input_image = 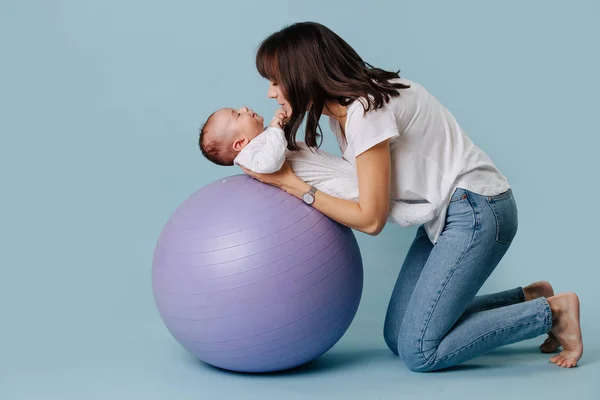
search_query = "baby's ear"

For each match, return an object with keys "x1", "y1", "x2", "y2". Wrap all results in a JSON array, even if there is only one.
[{"x1": 232, "y1": 137, "x2": 249, "y2": 152}]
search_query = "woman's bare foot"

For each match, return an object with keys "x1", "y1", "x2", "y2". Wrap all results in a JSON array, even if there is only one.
[
  {"x1": 547, "y1": 293, "x2": 583, "y2": 368},
  {"x1": 523, "y1": 281, "x2": 554, "y2": 301},
  {"x1": 523, "y1": 281, "x2": 561, "y2": 353},
  {"x1": 539, "y1": 333, "x2": 560, "y2": 353}
]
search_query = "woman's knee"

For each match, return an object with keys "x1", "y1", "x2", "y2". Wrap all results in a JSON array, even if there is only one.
[
  {"x1": 397, "y1": 327, "x2": 437, "y2": 372},
  {"x1": 403, "y1": 358, "x2": 437, "y2": 372},
  {"x1": 398, "y1": 342, "x2": 435, "y2": 372},
  {"x1": 383, "y1": 321, "x2": 400, "y2": 356},
  {"x1": 382, "y1": 321, "x2": 427, "y2": 367}
]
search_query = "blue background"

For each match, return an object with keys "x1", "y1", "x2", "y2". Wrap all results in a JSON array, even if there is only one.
[{"x1": 1, "y1": 0, "x2": 598, "y2": 399}]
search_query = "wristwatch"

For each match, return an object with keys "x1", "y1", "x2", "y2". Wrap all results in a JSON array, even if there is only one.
[{"x1": 302, "y1": 186, "x2": 318, "y2": 205}]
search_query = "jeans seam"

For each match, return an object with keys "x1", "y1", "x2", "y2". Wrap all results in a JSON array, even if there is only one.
[
  {"x1": 417, "y1": 192, "x2": 479, "y2": 363},
  {"x1": 433, "y1": 297, "x2": 553, "y2": 366},
  {"x1": 539, "y1": 297, "x2": 553, "y2": 332},
  {"x1": 487, "y1": 188, "x2": 513, "y2": 202},
  {"x1": 463, "y1": 300, "x2": 517, "y2": 315},
  {"x1": 433, "y1": 321, "x2": 543, "y2": 365},
  {"x1": 485, "y1": 199, "x2": 508, "y2": 245},
  {"x1": 485, "y1": 190, "x2": 517, "y2": 246},
  {"x1": 449, "y1": 194, "x2": 468, "y2": 203},
  {"x1": 449, "y1": 188, "x2": 467, "y2": 203}
]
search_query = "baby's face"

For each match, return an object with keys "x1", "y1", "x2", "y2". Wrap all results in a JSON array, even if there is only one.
[{"x1": 211, "y1": 106, "x2": 265, "y2": 149}]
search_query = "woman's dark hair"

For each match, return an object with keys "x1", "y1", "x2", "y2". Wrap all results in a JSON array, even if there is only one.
[{"x1": 256, "y1": 21, "x2": 409, "y2": 150}]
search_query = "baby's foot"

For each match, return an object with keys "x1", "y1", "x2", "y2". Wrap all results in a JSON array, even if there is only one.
[
  {"x1": 523, "y1": 281, "x2": 561, "y2": 353},
  {"x1": 548, "y1": 293, "x2": 583, "y2": 368}
]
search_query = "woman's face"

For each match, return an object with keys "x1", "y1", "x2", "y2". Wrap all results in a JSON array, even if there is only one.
[{"x1": 267, "y1": 81, "x2": 291, "y2": 116}]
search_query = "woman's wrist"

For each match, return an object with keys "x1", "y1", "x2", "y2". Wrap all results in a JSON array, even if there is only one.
[{"x1": 282, "y1": 176, "x2": 311, "y2": 199}]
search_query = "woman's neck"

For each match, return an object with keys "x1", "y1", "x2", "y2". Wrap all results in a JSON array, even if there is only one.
[{"x1": 322, "y1": 101, "x2": 348, "y2": 133}]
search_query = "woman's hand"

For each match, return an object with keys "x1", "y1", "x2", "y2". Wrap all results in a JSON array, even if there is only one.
[
  {"x1": 241, "y1": 140, "x2": 392, "y2": 236},
  {"x1": 240, "y1": 160, "x2": 298, "y2": 189}
]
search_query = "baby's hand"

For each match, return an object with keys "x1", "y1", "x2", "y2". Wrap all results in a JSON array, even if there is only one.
[{"x1": 269, "y1": 108, "x2": 288, "y2": 129}]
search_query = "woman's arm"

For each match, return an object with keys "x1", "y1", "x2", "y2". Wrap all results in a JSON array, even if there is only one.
[{"x1": 242, "y1": 139, "x2": 392, "y2": 235}]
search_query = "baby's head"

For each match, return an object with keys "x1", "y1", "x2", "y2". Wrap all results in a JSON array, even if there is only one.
[{"x1": 198, "y1": 106, "x2": 265, "y2": 166}]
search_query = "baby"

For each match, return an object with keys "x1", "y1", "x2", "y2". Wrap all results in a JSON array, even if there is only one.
[
  {"x1": 198, "y1": 106, "x2": 435, "y2": 227},
  {"x1": 198, "y1": 106, "x2": 289, "y2": 171}
]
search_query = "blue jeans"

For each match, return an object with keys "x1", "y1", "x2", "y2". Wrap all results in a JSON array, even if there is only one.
[{"x1": 383, "y1": 188, "x2": 553, "y2": 372}]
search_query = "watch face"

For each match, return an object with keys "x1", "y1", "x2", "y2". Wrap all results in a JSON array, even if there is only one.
[{"x1": 302, "y1": 193, "x2": 314, "y2": 204}]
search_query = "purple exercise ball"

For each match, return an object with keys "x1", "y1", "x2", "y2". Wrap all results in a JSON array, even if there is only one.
[{"x1": 152, "y1": 174, "x2": 363, "y2": 373}]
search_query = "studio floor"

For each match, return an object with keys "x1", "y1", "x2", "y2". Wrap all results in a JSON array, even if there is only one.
[{"x1": 3, "y1": 317, "x2": 598, "y2": 400}]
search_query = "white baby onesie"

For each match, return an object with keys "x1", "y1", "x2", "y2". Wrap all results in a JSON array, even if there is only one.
[
  {"x1": 233, "y1": 127, "x2": 288, "y2": 174},
  {"x1": 233, "y1": 127, "x2": 436, "y2": 227}
]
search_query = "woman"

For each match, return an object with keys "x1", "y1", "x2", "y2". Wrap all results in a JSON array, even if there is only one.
[{"x1": 241, "y1": 21, "x2": 583, "y2": 371}]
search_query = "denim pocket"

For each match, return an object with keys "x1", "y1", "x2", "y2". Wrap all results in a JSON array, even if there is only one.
[
  {"x1": 485, "y1": 189, "x2": 518, "y2": 245},
  {"x1": 449, "y1": 188, "x2": 469, "y2": 203}
]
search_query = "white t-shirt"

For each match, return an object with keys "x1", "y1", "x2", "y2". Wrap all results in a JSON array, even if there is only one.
[{"x1": 329, "y1": 77, "x2": 510, "y2": 244}]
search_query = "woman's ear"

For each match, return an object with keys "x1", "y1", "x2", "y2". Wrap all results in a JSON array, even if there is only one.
[{"x1": 232, "y1": 136, "x2": 249, "y2": 152}]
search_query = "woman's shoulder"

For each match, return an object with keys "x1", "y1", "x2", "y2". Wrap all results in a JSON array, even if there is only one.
[{"x1": 348, "y1": 77, "x2": 423, "y2": 111}]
